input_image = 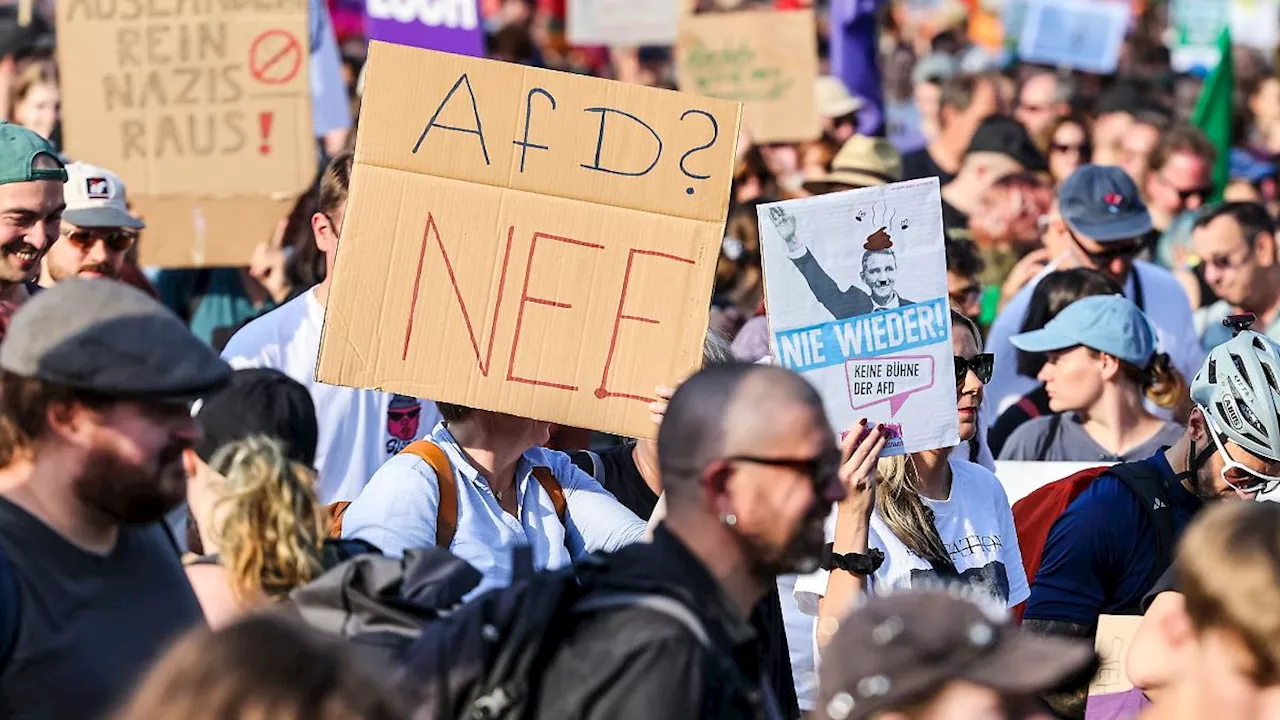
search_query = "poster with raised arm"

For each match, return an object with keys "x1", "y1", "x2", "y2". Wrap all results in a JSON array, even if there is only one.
[{"x1": 758, "y1": 178, "x2": 959, "y2": 456}]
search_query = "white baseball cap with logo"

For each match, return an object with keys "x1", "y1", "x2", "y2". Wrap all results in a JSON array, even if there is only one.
[{"x1": 62, "y1": 162, "x2": 145, "y2": 230}]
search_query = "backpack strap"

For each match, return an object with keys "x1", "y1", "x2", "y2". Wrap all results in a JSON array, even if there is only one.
[
  {"x1": 532, "y1": 467, "x2": 568, "y2": 528},
  {"x1": 1035, "y1": 413, "x2": 1064, "y2": 462},
  {"x1": 1108, "y1": 462, "x2": 1177, "y2": 592},
  {"x1": 0, "y1": 546, "x2": 20, "y2": 673},
  {"x1": 399, "y1": 440, "x2": 459, "y2": 549}
]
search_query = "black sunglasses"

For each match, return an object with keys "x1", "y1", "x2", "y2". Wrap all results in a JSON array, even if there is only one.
[
  {"x1": 1173, "y1": 184, "x2": 1215, "y2": 205},
  {"x1": 1068, "y1": 230, "x2": 1145, "y2": 265},
  {"x1": 724, "y1": 454, "x2": 838, "y2": 483},
  {"x1": 955, "y1": 354, "x2": 994, "y2": 385}
]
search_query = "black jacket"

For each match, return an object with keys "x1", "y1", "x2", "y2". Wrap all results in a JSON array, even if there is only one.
[{"x1": 534, "y1": 527, "x2": 786, "y2": 720}]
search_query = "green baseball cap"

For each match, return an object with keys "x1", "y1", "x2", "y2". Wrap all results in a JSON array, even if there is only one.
[{"x1": 0, "y1": 123, "x2": 65, "y2": 185}]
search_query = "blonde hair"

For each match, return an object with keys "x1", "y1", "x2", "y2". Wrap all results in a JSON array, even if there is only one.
[
  {"x1": 209, "y1": 436, "x2": 327, "y2": 605},
  {"x1": 872, "y1": 309, "x2": 980, "y2": 574},
  {"x1": 1178, "y1": 501, "x2": 1280, "y2": 682},
  {"x1": 8, "y1": 59, "x2": 56, "y2": 118},
  {"x1": 112, "y1": 614, "x2": 408, "y2": 720}
]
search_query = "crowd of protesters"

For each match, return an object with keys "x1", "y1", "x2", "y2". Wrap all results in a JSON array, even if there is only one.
[{"x1": 0, "y1": 1, "x2": 1279, "y2": 720}]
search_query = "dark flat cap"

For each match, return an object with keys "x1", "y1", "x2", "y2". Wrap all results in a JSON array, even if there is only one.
[
  {"x1": 0, "y1": 278, "x2": 231, "y2": 400},
  {"x1": 194, "y1": 368, "x2": 318, "y2": 465},
  {"x1": 966, "y1": 115, "x2": 1048, "y2": 173}
]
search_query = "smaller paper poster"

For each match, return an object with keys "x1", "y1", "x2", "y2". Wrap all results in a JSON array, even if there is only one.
[
  {"x1": 758, "y1": 179, "x2": 959, "y2": 456},
  {"x1": 567, "y1": 0, "x2": 679, "y2": 47},
  {"x1": 1169, "y1": 0, "x2": 1229, "y2": 73},
  {"x1": 365, "y1": 0, "x2": 485, "y2": 56},
  {"x1": 1017, "y1": 0, "x2": 1128, "y2": 74}
]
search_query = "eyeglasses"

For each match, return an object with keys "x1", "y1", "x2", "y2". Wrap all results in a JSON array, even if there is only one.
[
  {"x1": 1197, "y1": 245, "x2": 1254, "y2": 271},
  {"x1": 724, "y1": 454, "x2": 838, "y2": 484},
  {"x1": 1068, "y1": 230, "x2": 1145, "y2": 265},
  {"x1": 1202, "y1": 410, "x2": 1280, "y2": 495},
  {"x1": 60, "y1": 228, "x2": 136, "y2": 252},
  {"x1": 1159, "y1": 173, "x2": 1215, "y2": 205},
  {"x1": 955, "y1": 353, "x2": 994, "y2": 386},
  {"x1": 1050, "y1": 142, "x2": 1090, "y2": 156},
  {"x1": 949, "y1": 283, "x2": 982, "y2": 305}
]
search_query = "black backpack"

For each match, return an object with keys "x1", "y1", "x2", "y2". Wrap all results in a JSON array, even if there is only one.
[{"x1": 288, "y1": 548, "x2": 721, "y2": 720}]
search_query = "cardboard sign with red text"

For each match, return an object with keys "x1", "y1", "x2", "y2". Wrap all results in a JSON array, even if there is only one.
[
  {"x1": 56, "y1": 0, "x2": 316, "y2": 267},
  {"x1": 316, "y1": 42, "x2": 741, "y2": 438}
]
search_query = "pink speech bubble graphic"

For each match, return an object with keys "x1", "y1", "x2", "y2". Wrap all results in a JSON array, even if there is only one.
[{"x1": 844, "y1": 355, "x2": 936, "y2": 417}]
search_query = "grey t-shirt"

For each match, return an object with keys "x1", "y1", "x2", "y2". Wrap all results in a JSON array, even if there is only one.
[
  {"x1": 997, "y1": 413, "x2": 1184, "y2": 463},
  {"x1": 0, "y1": 498, "x2": 204, "y2": 719}
]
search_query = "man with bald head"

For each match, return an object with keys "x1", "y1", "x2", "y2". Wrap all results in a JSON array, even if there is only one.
[{"x1": 535, "y1": 363, "x2": 847, "y2": 720}]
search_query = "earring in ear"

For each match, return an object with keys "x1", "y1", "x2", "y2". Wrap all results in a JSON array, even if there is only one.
[{"x1": 720, "y1": 513, "x2": 738, "y2": 527}]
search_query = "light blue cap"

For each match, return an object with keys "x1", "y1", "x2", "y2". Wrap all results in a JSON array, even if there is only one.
[{"x1": 1011, "y1": 294, "x2": 1157, "y2": 368}]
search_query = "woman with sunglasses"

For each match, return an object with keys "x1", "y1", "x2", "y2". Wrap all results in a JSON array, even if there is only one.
[
  {"x1": 798, "y1": 310, "x2": 1030, "y2": 649},
  {"x1": 999, "y1": 295, "x2": 1185, "y2": 462},
  {"x1": 1046, "y1": 114, "x2": 1092, "y2": 188}
]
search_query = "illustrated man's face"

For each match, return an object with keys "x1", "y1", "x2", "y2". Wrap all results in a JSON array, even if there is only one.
[{"x1": 862, "y1": 251, "x2": 897, "y2": 303}]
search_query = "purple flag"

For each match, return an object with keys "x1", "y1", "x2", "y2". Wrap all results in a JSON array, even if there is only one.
[{"x1": 364, "y1": 0, "x2": 485, "y2": 56}]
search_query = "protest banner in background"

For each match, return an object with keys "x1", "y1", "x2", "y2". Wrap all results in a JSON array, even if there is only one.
[
  {"x1": 675, "y1": 10, "x2": 819, "y2": 144},
  {"x1": 365, "y1": 0, "x2": 485, "y2": 55},
  {"x1": 567, "y1": 0, "x2": 679, "y2": 47},
  {"x1": 1169, "y1": 0, "x2": 1228, "y2": 72},
  {"x1": 56, "y1": 0, "x2": 316, "y2": 267},
  {"x1": 1017, "y1": 0, "x2": 1128, "y2": 74},
  {"x1": 994, "y1": 461, "x2": 1113, "y2": 504},
  {"x1": 316, "y1": 42, "x2": 741, "y2": 439},
  {"x1": 1086, "y1": 615, "x2": 1146, "y2": 717},
  {"x1": 758, "y1": 179, "x2": 957, "y2": 456}
]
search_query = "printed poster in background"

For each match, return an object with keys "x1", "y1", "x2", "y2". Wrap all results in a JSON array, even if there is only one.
[
  {"x1": 758, "y1": 179, "x2": 958, "y2": 456},
  {"x1": 1169, "y1": 0, "x2": 1228, "y2": 72},
  {"x1": 57, "y1": 0, "x2": 316, "y2": 267},
  {"x1": 316, "y1": 43, "x2": 742, "y2": 440},
  {"x1": 675, "y1": 9, "x2": 820, "y2": 144},
  {"x1": 1017, "y1": 0, "x2": 1128, "y2": 74},
  {"x1": 365, "y1": 0, "x2": 484, "y2": 55},
  {"x1": 567, "y1": 0, "x2": 679, "y2": 47}
]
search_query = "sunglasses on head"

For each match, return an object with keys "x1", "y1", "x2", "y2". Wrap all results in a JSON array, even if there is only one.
[
  {"x1": 955, "y1": 353, "x2": 994, "y2": 386},
  {"x1": 61, "y1": 228, "x2": 137, "y2": 253}
]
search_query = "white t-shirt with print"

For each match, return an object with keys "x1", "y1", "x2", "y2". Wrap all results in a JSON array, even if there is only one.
[
  {"x1": 221, "y1": 288, "x2": 439, "y2": 504},
  {"x1": 795, "y1": 458, "x2": 1029, "y2": 617}
]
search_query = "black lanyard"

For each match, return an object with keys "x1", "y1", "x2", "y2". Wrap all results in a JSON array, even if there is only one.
[{"x1": 1131, "y1": 267, "x2": 1146, "y2": 311}]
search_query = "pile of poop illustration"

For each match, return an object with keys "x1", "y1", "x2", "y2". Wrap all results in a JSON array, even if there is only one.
[
  {"x1": 864, "y1": 226, "x2": 893, "y2": 251},
  {"x1": 856, "y1": 199, "x2": 906, "y2": 251}
]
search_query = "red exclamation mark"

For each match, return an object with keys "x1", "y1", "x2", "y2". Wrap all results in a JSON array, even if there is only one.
[{"x1": 258, "y1": 112, "x2": 273, "y2": 155}]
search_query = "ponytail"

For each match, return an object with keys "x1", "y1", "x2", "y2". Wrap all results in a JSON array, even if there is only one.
[
  {"x1": 874, "y1": 455, "x2": 957, "y2": 575},
  {"x1": 1138, "y1": 352, "x2": 1187, "y2": 411},
  {"x1": 209, "y1": 436, "x2": 327, "y2": 605}
]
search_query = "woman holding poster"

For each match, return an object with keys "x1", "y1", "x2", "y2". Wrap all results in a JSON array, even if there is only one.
[{"x1": 796, "y1": 310, "x2": 1030, "y2": 650}]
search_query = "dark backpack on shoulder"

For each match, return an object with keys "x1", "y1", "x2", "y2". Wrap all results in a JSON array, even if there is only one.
[{"x1": 1011, "y1": 461, "x2": 1176, "y2": 622}]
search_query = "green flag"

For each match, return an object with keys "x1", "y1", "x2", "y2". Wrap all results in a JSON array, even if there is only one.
[{"x1": 1192, "y1": 27, "x2": 1233, "y2": 203}]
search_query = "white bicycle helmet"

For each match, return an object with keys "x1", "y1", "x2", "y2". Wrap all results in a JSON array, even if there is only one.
[{"x1": 1191, "y1": 329, "x2": 1280, "y2": 462}]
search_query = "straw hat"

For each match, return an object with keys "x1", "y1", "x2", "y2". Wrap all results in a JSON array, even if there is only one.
[
  {"x1": 804, "y1": 136, "x2": 903, "y2": 194},
  {"x1": 815, "y1": 76, "x2": 865, "y2": 119}
]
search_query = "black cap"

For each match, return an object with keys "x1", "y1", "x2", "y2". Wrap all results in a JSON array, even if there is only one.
[
  {"x1": 0, "y1": 278, "x2": 230, "y2": 402},
  {"x1": 1058, "y1": 164, "x2": 1153, "y2": 242},
  {"x1": 965, "y1": 115, "x2": 1047, "y2": 172},
  {"x1": 193, "y1": 368, "x2": 318, "y2": 465}
]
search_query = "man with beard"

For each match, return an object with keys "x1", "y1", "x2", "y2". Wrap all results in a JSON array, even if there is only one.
[
  {"x1": 535, "y1": 363, "x2": 847, "y2": 719},
  {"x1": 39, "y1": 162, "x2": 143, "y2": 286},
  {"x1": 0, "y1": 123, "x2": 66, "y2": 303},
  {"x1": 0, "y1": 278, "x2": 231, "y2": 719},
  {"x1": 1023, "y1": 324, "x2": 1280, "y2": 718}
]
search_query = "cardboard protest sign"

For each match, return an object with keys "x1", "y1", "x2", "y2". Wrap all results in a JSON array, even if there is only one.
[
  {"x1": 1088, "y1": 615, "x2": 1144, "y2": 700},
  {"x1": 675, "y1": 10, "x2": 820, "y2": 144},
  {"x1": 758, "y1": 179, "x2": 958, "y2": 456},
  {"x1": 1017, "y1": 0, "x2": 1128, "y2": 74},
  {"x1": 316, "y1": 42, "x2": 741, "y2": 439},
  {"x1": 567, "y1": 0, "x2": 679, "y2": 47},
  {"x1": 56, "y1": 0, "x2": 315, "y2": 268},
  {"x1": 365, "y1": 0, "x2": 485, "y2": 55}
]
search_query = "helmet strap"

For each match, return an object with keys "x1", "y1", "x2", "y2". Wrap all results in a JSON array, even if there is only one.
[{"x1": 1175, "y1": 439, "x2": 1215, "y2": 485}]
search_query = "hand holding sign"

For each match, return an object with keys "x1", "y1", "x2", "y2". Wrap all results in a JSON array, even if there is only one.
[{"x1": 839, "y1": 419, "x2": 887, "y2": 522}]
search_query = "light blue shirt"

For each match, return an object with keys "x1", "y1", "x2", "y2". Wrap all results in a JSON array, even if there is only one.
[{"x1": 341, "y1": 422, "x2": 647, "y2": 599}]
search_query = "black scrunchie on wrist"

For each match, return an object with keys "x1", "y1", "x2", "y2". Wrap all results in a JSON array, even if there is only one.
[{"x1": 820, "y1": 543, "x2": 886, "y2": 575}]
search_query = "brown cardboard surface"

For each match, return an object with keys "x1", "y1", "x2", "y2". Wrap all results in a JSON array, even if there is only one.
[
  {"x1": 57, "y1": 0, "x2": 316, "y2": 267},
  {"x1": 675, "y1": 10, "x2": 820, "y2": 144},
  {"x1": 1088, "y1": 614, "x2": 1144, "y2": 697},
  {"x1": 317, "y1": 43, "x2": 741, "y2": 439},
  {"x1": 131, "y1": 196, "x2": 297, "y2": 267}
]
